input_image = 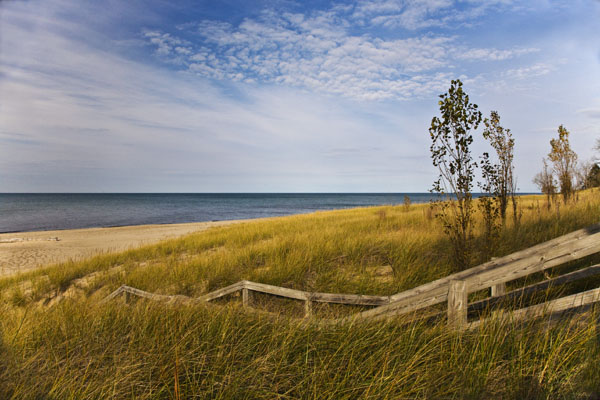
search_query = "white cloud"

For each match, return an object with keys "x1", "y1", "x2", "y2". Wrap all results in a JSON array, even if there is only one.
[
  {"x1": 351, "y1": 0, "x2": 518, "y2": 30},
  {"x1": 456, "y1": 47, "x2": 538, "y2": 61},
  {"x1": 144, "y1": 4, "x2": 536, "y2": 100},
  {"x1": 356, "y1": 0, "x2": 454, "y2": 29},
  {"x1": 577, "y1": 108, "x2": 600, "y2": 119},
  {"x1": 502, "y1": 62, "x2": 554, "y2": 80}
]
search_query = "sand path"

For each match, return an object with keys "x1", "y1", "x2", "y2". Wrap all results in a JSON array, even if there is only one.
[{"x1": 0, "y1": 221, "x2": 243, "y2": 276}]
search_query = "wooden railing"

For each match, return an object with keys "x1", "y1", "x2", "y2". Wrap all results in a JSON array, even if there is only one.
[
  {"x1": 358, "y1": 223, "x2": 600, "y2": 328},
  {"x1": 102, "y1": 223, "x2": 600, "y2": 328},
  {"x1": 101, "y1": 280, "x2": 391, "y2": 317}
]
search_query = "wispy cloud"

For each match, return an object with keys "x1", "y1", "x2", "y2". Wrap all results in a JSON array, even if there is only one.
[
  {"x1": 457, "y1": 47, "x2": 538, "y2": 61},
  {"x1": 352, "y1": 0, "x2": 454, "y2": 29},
  {"x1": 577, "y1": 108, "x2": 600, "y2": 119},
  {"x1": 144, "y1": 31, "x2": 190, "y2": 58},
  {"x1": 144, "y1": 3, "x2": 536, "y2": 100},
  {"x1": 502, "y1": 62, "x2": 554, "y2": 80}
]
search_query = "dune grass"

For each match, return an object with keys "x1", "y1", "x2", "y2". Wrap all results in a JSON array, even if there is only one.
[
  {"x1": 1, "y1": 189, "x2": 600, "y2": 399},
  {"x1": 2, "y1": 300, "x2": 600, "y2": 399}
]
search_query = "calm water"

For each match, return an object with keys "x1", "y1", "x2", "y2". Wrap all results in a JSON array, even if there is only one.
[{"x1": 1, "y1": 193, "x2": 449, "y2": 233}]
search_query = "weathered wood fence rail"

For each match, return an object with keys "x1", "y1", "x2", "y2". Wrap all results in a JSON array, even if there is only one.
[
  {"x1": 102, "y1": 280, "x2": 391, "y2": 318},
  {"x1": 354, "y1": 223, "x2": 600, "y2": 328},
  {"x1": 102, "y1": 223, "x2": 600, "y2": 328}
]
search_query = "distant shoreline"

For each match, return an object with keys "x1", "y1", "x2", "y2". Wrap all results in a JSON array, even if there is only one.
[
  {"x1": 0, "y1": 218, "x2": 253, "y2": 235},
  {"x1": 0, "y1": 193, "x2": 539, "y2": 234}
]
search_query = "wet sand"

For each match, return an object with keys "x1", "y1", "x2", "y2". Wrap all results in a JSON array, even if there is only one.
[{"x1": 0, "y1": 221, "x2": 243, "y2": 276}]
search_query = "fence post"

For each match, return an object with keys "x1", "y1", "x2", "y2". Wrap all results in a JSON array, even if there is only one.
[
  {"x1": 305, "y1": 295, "x2": 313, "y2": 317},
  {"x1": 448, "y1": 279, "x2": 467, "y2": 329},
  {"x1": 242, "y1": 288, "x2": 251, "y2": 307},
  {"x1": 491, "y1": 283, "x2": 506, "y2": 297}
]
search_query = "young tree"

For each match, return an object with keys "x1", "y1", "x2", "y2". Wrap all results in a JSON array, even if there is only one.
[
  {"x1": 548, "y1": 125, "x2": 578, "y2": 204},
  {"x1": 532, "y1": 158, "x2": 556, "y2": 209},
  {"x1": 478, "y1": 152, "x2": 500, "y2": 260},
  {"x1": 403, "y1": 195, "x2": 411, "y2": 212},
  {"x1": 575, "y1": 160, "x2": 594, "y2": 190},
  {"x1": 585, "y1": 138, "x2": 600, "y2": 188},
  {"x1": 587, "y1": 163, "x2": 600, "y2": 188},
  {"x1": 429, "y1": 79, "x2": 482, "y2": 270},
  {"x1": 510, "y1": 173, "x2": 520, "y2": 227},
  {"x1": 482, "y1": 111, "x2": 515, "y2": 222}
]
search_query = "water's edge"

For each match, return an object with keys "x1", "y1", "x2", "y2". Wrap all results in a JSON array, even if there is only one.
[{"x1": 0, "y1": 193, "x2": 532, "y2": 233}]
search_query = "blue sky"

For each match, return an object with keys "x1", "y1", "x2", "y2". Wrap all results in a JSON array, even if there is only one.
[{"x1": 1, "y1": 0, "x2": 599, "y2": 192}]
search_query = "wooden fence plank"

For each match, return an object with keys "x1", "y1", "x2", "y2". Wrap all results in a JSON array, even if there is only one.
[
  {"x1": 448, "y1": 280, "x2": 467, "y2": 329},
  {"x1": 390, "y1": 223, "x2": 600, "y2": 305},
  {"x1": 358, "y1": 224, "x2": 600, "y2": 320},
  {"x1": 122, "y1": 286, "x2": 172, "y2": 301},
  {"x1": 465, "y1": 233, "x2": 600, "y2": 292},
  {"x1": 469, "y1": 264, "x2": 600, "y2": 312},
  {"x1": 244, "y1": 281, "x2": 309, "y2": 301},
  {"x1": 468, "y1": 286, "x2": 600, "y2": 329},
  {"x1": 196, "y1": 281, "x2": 245, "y2": 302},
  {"x1": 491, "y1": 283, "x2": 506, "y2": 297},
  {"x1": 305, "y1": 298, "x2": 312, "y2": 317},
  {"x1": 242, "y1": 288, "x2": 250, "y2": 307},
  {"x1": 310, "y1": 292, "x2": 390, "y2": 306},
  {"x1": 99, "y1": 285, "x2": 126, "y2": 304}
]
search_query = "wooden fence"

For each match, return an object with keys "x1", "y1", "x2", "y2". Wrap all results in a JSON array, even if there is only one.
[
  {"x1": 359, "y1": 223, "x2": 600, "y2": 328},
  {"x1": 101, "y1": 280, "x2": 391, "y2": 318},
  {"x1": 102, "y1": 223, "x2": 600, "y2": 328}
]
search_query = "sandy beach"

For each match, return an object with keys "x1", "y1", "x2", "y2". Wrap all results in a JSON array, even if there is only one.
[{"x1": 0, "y1": 220, "x2": 243, "y2": 276}]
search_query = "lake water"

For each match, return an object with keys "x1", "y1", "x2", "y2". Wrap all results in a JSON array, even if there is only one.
[{"x1": 0, "y1": 193, "x2": 465, "y2": 233}]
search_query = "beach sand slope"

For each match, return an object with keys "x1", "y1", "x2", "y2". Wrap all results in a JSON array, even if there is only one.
[{"x1": 0, "y1": 221, "x2": 241, "y2": 276}]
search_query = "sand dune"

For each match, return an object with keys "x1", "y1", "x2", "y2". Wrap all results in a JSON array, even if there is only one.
[{"x1": 0, "y1": 221, "x2": 242, "y2": 276}]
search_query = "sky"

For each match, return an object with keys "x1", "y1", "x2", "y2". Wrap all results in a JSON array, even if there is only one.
[{"x1": 0, "y1": 0, "x2": 599, "y2": 193}]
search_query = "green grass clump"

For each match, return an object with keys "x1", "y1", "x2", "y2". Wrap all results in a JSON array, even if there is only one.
[{"x1": 1, "y1": 189, "x2": 600, "y2": 398}]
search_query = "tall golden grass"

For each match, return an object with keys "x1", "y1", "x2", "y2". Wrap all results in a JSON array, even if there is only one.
[{"x1": 1, "y1": 189, "x2": 599, "y2": 398}]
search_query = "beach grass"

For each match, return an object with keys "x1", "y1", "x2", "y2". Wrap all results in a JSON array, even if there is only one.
[{"x1": 1, "y1": 189, "x2": 600, "y2": 399}]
